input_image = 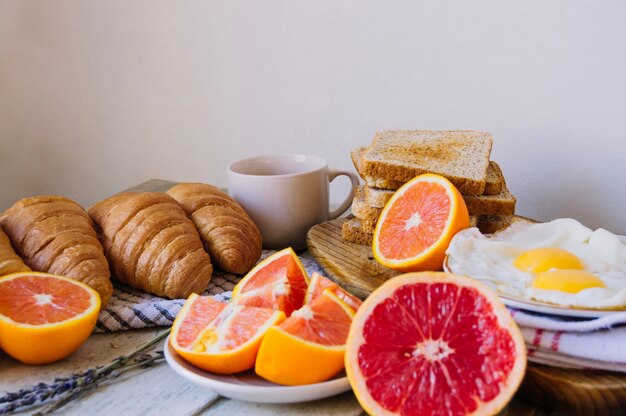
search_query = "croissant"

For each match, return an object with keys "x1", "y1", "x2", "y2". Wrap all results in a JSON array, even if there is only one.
[
  {"x1": 0, "y1": 196, "x2": 113, "y2": 305},
  {"x1": 0, "y1": 226, "x2": 31, "y2": 276},
  {"x1": 88, "y1": 192, "x2": 213, "y2": 299},
  {"x1": 167, "y1": 183, "x2": 262, "y2": 274}
]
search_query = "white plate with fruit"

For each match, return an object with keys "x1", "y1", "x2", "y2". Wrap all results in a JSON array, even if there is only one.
[{"x1": 164, "y1": 338, "x2": 351, "y2": 403}]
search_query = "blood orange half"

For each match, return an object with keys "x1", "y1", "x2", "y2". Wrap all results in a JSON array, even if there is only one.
[
  {"x1": 346, "y1": 272, "x2": 526, "y2": 416},
  {"x1": 170, "y1": 294, "x2": 285, "y2": 374},
  {"x1": 0, "y1": 272, "x2": 101, "y2": 364},
  {"x1": 231, "y1": 248, "x2": 308, "y2": 316},
  {"x1": 255, "y1": 289, "x2": 354, "y2": 385},
  {"x1": 304, "y1": 272, "x2": 362, "y2": 311},
  {"x1": 373, "y1": 174, "x2": 469, "y2": 272}
]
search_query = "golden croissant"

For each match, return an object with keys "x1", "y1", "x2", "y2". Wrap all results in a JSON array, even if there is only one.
[
  {"x1": 167, "y1": 183, "x2": 262, "y2": 274},
  {"x1": 0, "y1": 226, "x2": 31, "y2": 276},
  {"x1": 88, "y1": 192, "x2": 213, "y2": 299},
  {"x1": 0, "y1": 196, "x2": 113, "y2": 305}
]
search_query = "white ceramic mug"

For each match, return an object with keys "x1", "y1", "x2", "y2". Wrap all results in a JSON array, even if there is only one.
[{"x1": 228, "y1": 154, "x2": 360, "y2": 250}]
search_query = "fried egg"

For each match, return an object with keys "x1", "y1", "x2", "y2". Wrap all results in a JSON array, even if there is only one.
[{"x1": 445, "y1": 218, "x2": 626, "y2": 309}]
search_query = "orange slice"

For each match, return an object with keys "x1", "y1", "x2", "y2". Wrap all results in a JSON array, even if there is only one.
[
  {"x1": 373, "y1": 173, "x2": 470, "y2": 271},
  {"x1": 231, "y1": 248, "x2": 308, "y2": 316},
  {"x1": 255, "y1": 289, "x2": 354, "y2": 385},
  {"x1": 0, "y1": 272, "x2": 101, "y2": 364},
  {"x1": 304, "y1": 272, "x2": 362, "y2": 311},
  {"x1": 170, "y1": 293, "x2": 285, "y2": 374},
  {"x1": 346, "y1": 272, "x2": 526, "y2": 416}
]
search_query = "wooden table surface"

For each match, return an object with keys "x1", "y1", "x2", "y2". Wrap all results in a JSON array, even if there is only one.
[{"x1": 0, "y1": 180, "x2": 556, "y2": 415}]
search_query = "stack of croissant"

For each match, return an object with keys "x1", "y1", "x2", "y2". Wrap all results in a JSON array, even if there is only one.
[{"x1": 0, "y1": 183, "x2": 262, "y2": 305}]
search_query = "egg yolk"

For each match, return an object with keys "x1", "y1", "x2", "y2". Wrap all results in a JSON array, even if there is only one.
[
  {"x1": 514, "y1": 248, "x2": 583, "y2": 273},
  {"x1": 532, "y1": 270, "x2": 606, "y2": 293}
]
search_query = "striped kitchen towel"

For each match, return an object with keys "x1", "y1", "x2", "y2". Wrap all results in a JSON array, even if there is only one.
[
  {"x1": 510, "y1": 308, "x2": 626, "y2": 372},
  {"x1": 96, "y1": 250, "x2": 324, "y2": 332}
]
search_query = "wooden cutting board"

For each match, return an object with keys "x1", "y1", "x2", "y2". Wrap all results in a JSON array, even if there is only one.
[{"x1": 306, "y1": 217, "x2": 626, "y2": 415}]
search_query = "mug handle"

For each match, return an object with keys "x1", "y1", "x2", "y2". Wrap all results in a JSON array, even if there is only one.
[{"x1": 328, "y1": 169, "x2": 360, "y2": 220}]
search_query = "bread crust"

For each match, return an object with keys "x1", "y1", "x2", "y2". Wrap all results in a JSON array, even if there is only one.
[
  {"x1": 166, "y1": 183, "x2": 262, "y2": 275},
  {"x1": 341, "y1": 218, "x2": 374, "y2": 246}
]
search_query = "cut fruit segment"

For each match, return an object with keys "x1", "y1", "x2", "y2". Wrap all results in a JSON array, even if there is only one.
[
  {"x1": 170, "y1": 293, "x2": 285, "y2": 374},
  {"x1": 0, "y1": 272, "x2": 101, "y2": 364},
  {"x1": 255, "y1": 289, "x2": 355, "y2": 386},
  {"x1": 346, "y1": 272, "x2": 526, "y2": 416},
  {"x1": 373, "y1": 174, "x2": 470, "y2": 272},
  {"x1": 231, "y1": 248, "x2": 308, "y2": 316},
  {"x1": 304, "y1": 272, "x2": 362, "y2": 311}
]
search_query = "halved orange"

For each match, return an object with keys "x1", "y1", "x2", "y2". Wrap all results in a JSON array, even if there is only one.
[
  {"x1": 231, "y1": 248, "x2": 308, "y2": 317},
  {"x1": 0, "y1": 272, "x2": 101, "y2": 364},
  {"x1": 255, "y1": 289, "x2": 354, "y2": 385},
  {"x1": 346, "y1": 272, "x2": 526, "y2": 416},
  {"x1": 170, "y1": 294, "x2": 285, "y2": 374},
  {"x1": 304, "y1": 272, "x2": 362, "y2": 311},
  {"x1": 373, "y1": 174, "x2": 470, "y2": 271}
]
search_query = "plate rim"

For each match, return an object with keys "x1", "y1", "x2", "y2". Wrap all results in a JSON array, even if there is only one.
[{"x1": 163, "y1": 335, "x2": 352, "y2": 400}]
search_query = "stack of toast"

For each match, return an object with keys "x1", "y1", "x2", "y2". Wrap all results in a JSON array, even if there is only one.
[{"x1": 343, "y1": 130, "x2": 517, "y2": 245}]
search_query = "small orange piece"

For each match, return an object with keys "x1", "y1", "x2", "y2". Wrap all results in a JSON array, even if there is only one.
[
  {"x1": 170, "y1": 294, "x2": 285, "y2": 374},
  {"x1": 373, "y1": 173, "x2": 470, "y2": 271},
  {"x1": 304, "y1": 272, "x2": 362, "y2": 311},
  {"x1": 231, "y1": 248, "x2": 309, "y2": 316},
  {"x1": 255, "y1": 289, "x2": 354, "y2": 385},
  {"x1": 0, "y1": 272, "x2": 101, "y2": 364}
]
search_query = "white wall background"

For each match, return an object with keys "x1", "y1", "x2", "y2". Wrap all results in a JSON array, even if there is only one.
[{"x1": 1, "y1": 1, "x2": 625, "y2": 233}]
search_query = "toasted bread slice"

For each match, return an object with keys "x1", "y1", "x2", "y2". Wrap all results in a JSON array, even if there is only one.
[
  {"x1": 364, "y1": 186, "x2": 395, "y2": 208},
  {"x1": 352, "y1": 186, "x2": 383, "y2": 220},
  {"x1": 360, "y1": 130, "x2": 492, "y2": 195},
  {"x1": 477, "y1": 215, "x2": 513, "y2": 234},
  {"x1": 484, "y1": 161, "x2": 504, "y2": 195},
  {"x1": 341, "y1": 218, "x2": 374, "y2": 245},
  {"x1": 351, "y1": 147, "x2": 404, "y2": 190},
  {"x1": 463, "y1": 184, "x2": 516, "y2": 216}
]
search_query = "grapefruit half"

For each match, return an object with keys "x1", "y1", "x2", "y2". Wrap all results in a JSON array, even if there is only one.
[
  {"x1": 170, "y1": 294, "x2": 285, "y2": 374},
  {"x1": 0, "y1": 272, "x2": 101, "y2": 364},
  {"x1": 231, "y1": 248, "x2": 308, "y2": 316},
  {"x1": 373, "y1": 174, "x2": 469, "y2": 272},
  {"x1": 346, "y1": 272, "x2": 526, "y2": 416}
]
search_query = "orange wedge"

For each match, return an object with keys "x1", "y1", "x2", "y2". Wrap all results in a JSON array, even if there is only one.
[
  {"x1": 304, "y1": 272, "x2": 362, "y2": 311},
  {"x1": 255, "y1": 289, "x2": 354, "y2": 385},
  {"x1": 0, "y1": 272, "x2": 101, "y2": 364},
  {"x1": 373, "y1": 174, "x2": 470, "y2": 271},
  {"x1": 170, "y1": 294, "x2": 285, "y2": 374},
  {"x1": 231, "y1": 248, "x2": 308, "y2": 317}
]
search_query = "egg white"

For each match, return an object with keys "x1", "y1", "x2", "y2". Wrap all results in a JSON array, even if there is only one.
[{"x1": 445, "y1": 219, "x2": 626, "y2": 309}]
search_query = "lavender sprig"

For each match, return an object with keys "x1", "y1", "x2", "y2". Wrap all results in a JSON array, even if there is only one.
[{"x1": 0, "y1": 329, "x2": 170, "y2": 415}]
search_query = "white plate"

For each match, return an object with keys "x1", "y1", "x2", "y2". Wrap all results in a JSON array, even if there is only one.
[
  {"x1": 164, "y1": 336, "x2": 352, "y2": 403},
  {"x1": 497, "y1": 294, "x2": 617, "y2": 318},
  {"x1": 443, "y1": 257, "x2": 619, "y2": 319}
]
